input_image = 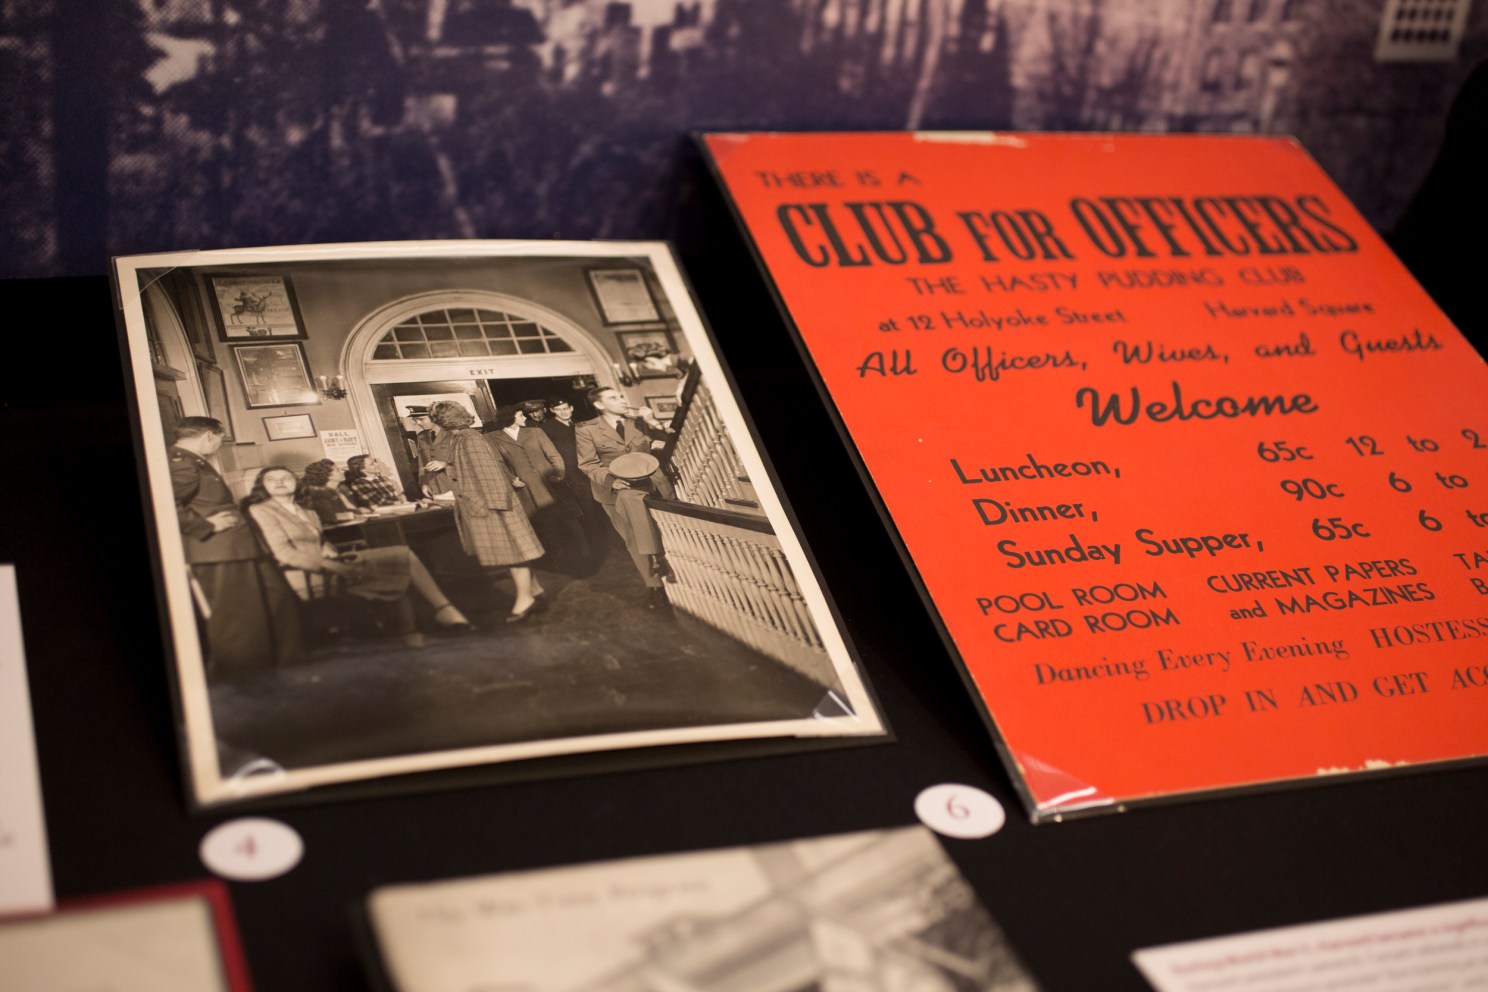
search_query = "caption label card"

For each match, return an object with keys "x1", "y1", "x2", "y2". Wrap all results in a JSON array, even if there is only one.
[
  {"x1": 0, "y1": 565, "x2": 52, "y2": 916},
  {"x1": 703, "y1": 132, "x2": 1488, "y2": 820},
  {"x1": 1133, "y1": 896, "x2": 1488, "y2": 992}
]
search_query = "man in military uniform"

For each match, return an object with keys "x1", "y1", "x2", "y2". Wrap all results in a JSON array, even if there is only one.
[
  {"x1": 575, "y1": 386, "x2": 676, "y2": 599},
  {"x1": 520, "y1": 398, "x2": 547, "y2": 425},
  {"x1": 172, "y1": 417, "x2": 299, "y2": 678},
  {"x1": 407, "y1": 405, "x2": 452, "y2": 496}
]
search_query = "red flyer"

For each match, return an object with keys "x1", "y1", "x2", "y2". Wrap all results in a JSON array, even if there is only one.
[{"x1": 702, "y1": 132, "x2": 1488, "y2": 821}]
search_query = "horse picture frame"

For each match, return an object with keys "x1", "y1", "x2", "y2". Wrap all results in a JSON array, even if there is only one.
[{"x1": 205, "y1": 272, "x2": 308, "y2": 341}]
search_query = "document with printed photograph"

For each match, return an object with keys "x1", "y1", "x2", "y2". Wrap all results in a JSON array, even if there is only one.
[
  {"x1": 367, "y1": 826, "x2": 1039, "y2": 992},
  {"x1": 114, "y1": 242, "x2": 884, "y2": 807}
]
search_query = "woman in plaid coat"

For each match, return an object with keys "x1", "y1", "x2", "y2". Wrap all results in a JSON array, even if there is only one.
[{"x1": 429, "y1": 401, "x2": 546, "y2": 623}]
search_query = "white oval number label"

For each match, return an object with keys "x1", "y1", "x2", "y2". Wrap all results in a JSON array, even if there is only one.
[
  {"x1": 914, "y1": 784, "x2": 1006, "y2": 839},
  {"x1": 200, "y1": 817, "x2": 303, "y2": 881}
]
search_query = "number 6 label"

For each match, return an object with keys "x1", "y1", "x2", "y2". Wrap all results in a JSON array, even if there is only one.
[{"x1": 914, "y1": 784, "x2": 1006, "y2": 839}]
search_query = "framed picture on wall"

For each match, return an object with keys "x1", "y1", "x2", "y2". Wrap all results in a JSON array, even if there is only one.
[
  {"x1": 616, "y1": 329, "x2": 680, "y2": 379},
  {"x1": 262, "y1": 414, "x2": 316, "y2": 441},
  {"x1": 196, "y1": 362, "x2": 235, "y2": 441},
  {"x1": 643, "y1": 394, "x2": 679, "y2": 420},
  {"x1": 205, "y1": 272, "x2": 307, "y2": 341},
  {"x1": 586, "y1": 268, "x2": 661, "y2": 325},
  {"x1": 230, "y1": 343, "x2": 319, "y2": 409}
]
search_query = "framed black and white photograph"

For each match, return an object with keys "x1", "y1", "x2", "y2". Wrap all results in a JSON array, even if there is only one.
[
  {"x1": 114, "y1": 242, "x2": 885, "y2": 807},
  {"x1": 231, "y1": 342, "x2": 319, "y2": 409},
  {"x1": 206, "y1": 273, "x2": 307, "y2": 341},
  {"x1": 586, "y1": 267, "x2": 661, "y2": 325},
  {"x1": 262, "y1": 414, "x2": 315, "y2": 441}
]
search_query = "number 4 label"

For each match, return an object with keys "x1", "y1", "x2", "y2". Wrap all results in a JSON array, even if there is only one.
[{"x1": 199, "y1": 818, "x2": 303, "y2": 881}]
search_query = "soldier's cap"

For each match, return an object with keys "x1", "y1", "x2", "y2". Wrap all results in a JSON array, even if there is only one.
[
  {"x1": 405, "y1": 405, "x2": 431, "y2": 416},
  {"x1": 609, "y1": 452, "x2": 659, "y2": 482}
]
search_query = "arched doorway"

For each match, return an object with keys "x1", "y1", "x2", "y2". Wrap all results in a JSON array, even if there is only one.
[
  {"x1": 338, "y1": 290, "x2": 613, "y2": 492},
  {"x1": 141, "y1": 282, "x2": 207, "y2": 444}
]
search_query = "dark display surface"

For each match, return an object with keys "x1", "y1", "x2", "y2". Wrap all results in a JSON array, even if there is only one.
[{"x1": 4, "y1": 178, "x2": 1487, "y2": 988}]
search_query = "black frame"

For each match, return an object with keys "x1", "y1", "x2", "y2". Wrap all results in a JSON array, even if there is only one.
[
  {"x1": 586, "y1": 267, "x2": 662, "y2": 325},
  {"x1": 230, "y1": 342, "x2": 320, "y2": 409},
  {"x1": 261, "y1": 413, "x2": 317, "y2": 440},
  {"x1": 616, "y1": 328, "x2": 681, "y2": 379},
  {"x1": 205, "y1": 271, "x2": 309, "y2": 342}
]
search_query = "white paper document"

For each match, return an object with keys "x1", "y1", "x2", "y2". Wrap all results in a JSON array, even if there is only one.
[
  {"x1": 0, "y1": 895, "x2": 230, "y2": 991},
  {"x1": 1134, "y1": 896, "x2": 1488, "y2": 992},
  {"x1": 370, "y1": 826, "x2": 1039, "y2": 992},
  {"x1": 0, "y1": 565, "x2": 52, "y2": 917}
]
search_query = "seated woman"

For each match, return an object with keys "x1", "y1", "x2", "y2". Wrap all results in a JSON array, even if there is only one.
[
  {"x1": 244, "y1": 466, "x2": 472, "y2": 647},
  {"x1": 301, "y1": 458, "x2": 369, "y2": 525},
  {"x1": 342, "y1": 454, "x2": 416, "y2": 509}
]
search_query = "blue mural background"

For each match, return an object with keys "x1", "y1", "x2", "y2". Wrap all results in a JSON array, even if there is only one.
[{"x1": 2, "y1": 0, "x2": 1484, "y2": 277}]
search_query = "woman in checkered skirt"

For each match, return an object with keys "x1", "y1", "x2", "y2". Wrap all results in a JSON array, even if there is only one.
[{"x1": 428, "y1": 401, "x2": 547, "y2": 623}]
